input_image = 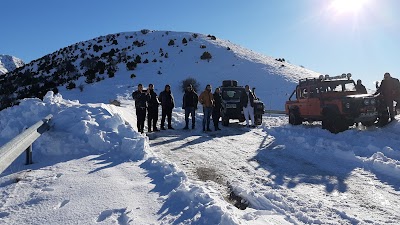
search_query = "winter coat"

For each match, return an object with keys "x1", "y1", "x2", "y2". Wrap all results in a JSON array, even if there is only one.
[
  {"x1": 213, "y1": 92, "x2": 222, "y2": 112},
  {"x1": 240, "y1": 90, "x2": 255, "y2": 108},
  {"x1": 183, "y1": 90, "x2": 198, "y2": 109},
  {"x1": 199, "y1": 90, "x2": 214, "y2": 108},
  {"x1": 376, "y1": 77, "x2": 400, "y2": 100},
  {"x1": 132, "y1": 90, "x2": 148, "y2": 109},
  {"x1": 147, "y1": 90, "x2": 160, "y2": 109},
  {"x1": 159, "y1": 90, "x2": 175, "y2": 109},
  {"x1": 355, "y1": 84, "x2": 367, "y2": 94}
]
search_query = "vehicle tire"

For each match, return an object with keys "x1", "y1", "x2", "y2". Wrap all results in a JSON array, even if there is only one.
[
  {"x1": 322, "y1": 112, "x2": 347, "y2": 133},
  {"x1": 289, "y1": 110, "x2": 302, "y2": 125},
  {"x1": 255, "y1": 114, "x2": 262, "y2": 125},
  {"x1": 222, "y1": 116, "x2": 229, "y2": 126}
]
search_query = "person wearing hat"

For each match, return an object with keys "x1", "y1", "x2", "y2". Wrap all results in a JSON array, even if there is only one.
[
  {"x1": 159, "y1": 84, "x2": 175, "y2": 130},
  {"x1": 182, "y1": 84, "x2": 198, "y2": 129}
]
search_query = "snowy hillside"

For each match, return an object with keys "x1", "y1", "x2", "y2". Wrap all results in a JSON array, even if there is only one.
[
  {"x1": 0, "y1": 54, "x2": 24, "y2": 75},
  {"x1": 0, "y1": 30, "x2": 319, "y2": 110},
  {"x1": 0, "y1": 91, "x2": 399, "y2": 224}
]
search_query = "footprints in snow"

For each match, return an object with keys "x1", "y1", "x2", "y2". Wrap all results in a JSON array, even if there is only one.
[{"x1": 97, "y1": 208, "x2": 133, "y2": 224}]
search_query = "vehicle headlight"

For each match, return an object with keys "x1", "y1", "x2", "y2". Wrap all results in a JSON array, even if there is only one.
[
  {"x1": 370, "y1": 99, "x2": 376, "y2": 105},
  {"x1": 364, "y1": 99, "x2": 370, "y2": 105},
  {"x1": 345, "y1": 102, "x2": 351, "y2": 108}
]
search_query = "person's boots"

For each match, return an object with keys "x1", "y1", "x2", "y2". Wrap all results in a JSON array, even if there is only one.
[{"x1": 184, "y1": 122, "x2": 189, "y2": 130}]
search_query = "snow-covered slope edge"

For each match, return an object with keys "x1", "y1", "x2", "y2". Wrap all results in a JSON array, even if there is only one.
[{"x1": 0, "y1": 54, "x2": 24, "y2": 75}]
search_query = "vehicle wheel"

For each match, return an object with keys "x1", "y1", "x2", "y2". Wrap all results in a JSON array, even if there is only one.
[
  {"x1": 222, "y1": 116, "x2": 229, "y2": 126},
  {"x1": 322, "y1": 112, "x2": 347, "y2": 133},
  {"x1": 361, "y1": 120, "x2": 376, "y2": 127},
  {"x1": 289, "y1": 110, "x2": 302, "y2": 125},
  {"x1": 255, "y1": 114, "x2": 262, "y2": 125}
]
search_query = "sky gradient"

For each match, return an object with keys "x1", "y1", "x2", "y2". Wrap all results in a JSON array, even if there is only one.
[{"x1": 1, "y1": 0, "x2": 399, "y2": 89}]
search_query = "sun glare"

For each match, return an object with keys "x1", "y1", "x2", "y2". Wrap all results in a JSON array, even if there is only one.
[{"x1": 330, "y1": 0, "x2": 370, "y2": 14}]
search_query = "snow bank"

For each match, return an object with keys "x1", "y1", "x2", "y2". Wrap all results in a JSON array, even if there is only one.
[{"x1": 0, "y1": 92, "x2": 147, "y2": 159}]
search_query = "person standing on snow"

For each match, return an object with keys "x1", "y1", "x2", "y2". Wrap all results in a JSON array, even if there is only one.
[
  {"x1": 212, "y1": 87, "x2": 222, "y2": 131},
  {"x1": 132, "y1": 84, "x2": 149, "y2": 133},
  {"x1": 147, "y1": 84, "x2": 160, "y2": 132},
  {"x1": 183, "y1": 84, "x2": 198, "y2": 130},
  {"x1": 199, "y1": 84, "x2": 214, "y2": 132},
  {"x1": 375, "y1": 72, "x2": 399, "y2": 121},
  {"x1": 355, "y1": 79, "x2": 367, "y2": 94},
  {"x1": 159, "y1": 84, "x2": 175, "y2": 130},
  {"x1": 240, "y1": 85, "x2": 256, "y2": 128}
]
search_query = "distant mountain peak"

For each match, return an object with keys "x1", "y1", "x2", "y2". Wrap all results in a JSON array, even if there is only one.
[{"x1": 0, "y1": 55, "x2": 25, "y2": 75}]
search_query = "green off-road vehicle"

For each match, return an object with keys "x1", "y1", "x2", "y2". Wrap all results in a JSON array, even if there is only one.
[{"x1": 220, "y1": 80, "x2": 265, "y2": 126}]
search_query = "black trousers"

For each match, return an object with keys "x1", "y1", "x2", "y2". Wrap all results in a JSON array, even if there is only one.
[
  {"x1": 147, "y1": 107, "x2": 158, "y2": 130},
  {"x1": 136, "y1": 107, "x2": 146, "y2": 133},
  {"x1": 212, "y1": 109, "x2": 220, "y2": 128},
  {"x1": 161, "y1": 107, "x2": 173, "y2": 128}
]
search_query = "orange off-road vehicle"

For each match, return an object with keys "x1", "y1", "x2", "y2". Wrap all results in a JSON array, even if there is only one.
[{"x1": 285, "y1": 74, "x2": 378, "y2": 133}]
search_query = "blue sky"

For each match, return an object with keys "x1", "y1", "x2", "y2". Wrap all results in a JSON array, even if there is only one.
[{"x1": 1, "y1": 0, "x2": 399, "y2": 89}]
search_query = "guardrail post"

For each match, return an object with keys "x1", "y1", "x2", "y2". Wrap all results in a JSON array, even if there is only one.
[{"x1": 25, "y1": 145, "x2": 33, "y2": 165}]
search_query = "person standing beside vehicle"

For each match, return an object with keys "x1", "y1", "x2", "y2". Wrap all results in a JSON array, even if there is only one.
[
  {"x1": 147, "y1": 84, "x2": 160, "y2": 132},
  {"x1": 199, "y1": 84, "x2": 214, "y2": 132},
  {"x1": 159, "y1": 84, "x2": 175, "y2": 130},
  {"x1": 212, "y1": 87, "x2": 222, "y2": 131},
  {"x1": 355, "y1": 79, "x2": 367, "y2": 94},
  {"x1": 132, "y1": 84, "x2": 149, "y2": 134},
  {"x1": 183, "y1": 84, "x2": 198, "y2": 130},
  {"x1": 240, "y1": 85, "x2": 256, "y2": 128},
  {"x1": 375, "y1": 72, "x2": 399, "y2": 121}
]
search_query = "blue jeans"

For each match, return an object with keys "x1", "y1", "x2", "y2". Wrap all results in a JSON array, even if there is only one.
[
  {"x1": 203, "y1": 107, "x2": 213, "y2": 130},
  {"x1": 185, "y1": 107, "x2": 196, "y2": 128}
]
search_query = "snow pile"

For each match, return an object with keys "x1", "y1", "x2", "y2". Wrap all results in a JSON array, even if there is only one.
[{"x1": 0, "y1": 93, "x2": 244, "y2": 224}]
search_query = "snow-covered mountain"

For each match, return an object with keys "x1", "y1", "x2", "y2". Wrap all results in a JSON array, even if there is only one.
[
  {"x1": 0, "y1": 54, "x2": 24, "y2": 75},
  {"x1": 0, "y1": 30, "x2": 319, "y2": 110}
]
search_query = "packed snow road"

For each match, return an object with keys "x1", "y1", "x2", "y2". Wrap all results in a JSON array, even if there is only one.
[{"x1": 144, "y1": 109, "x2": 400, "y2": 224}]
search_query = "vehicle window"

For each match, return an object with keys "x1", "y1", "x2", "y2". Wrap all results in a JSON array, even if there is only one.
[
  {"x1": 222, "y1": 89, "x2": 242, "y2": 100},
  {"x1": 344, "y1": 83, "x2": 356, "y2": 91}
]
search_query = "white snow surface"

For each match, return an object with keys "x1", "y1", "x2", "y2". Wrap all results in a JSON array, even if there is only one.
[
  {"x1": 0, "y1": 54, "x2": 24, "y2": 75},
  {"x1": 0, "y1": 31, "x2": 399, "y2": 224}
]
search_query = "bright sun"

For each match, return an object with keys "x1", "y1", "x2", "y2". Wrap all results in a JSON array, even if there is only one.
[{"x1": 330, "y1": 0, "x2": 370, "y2": 14}]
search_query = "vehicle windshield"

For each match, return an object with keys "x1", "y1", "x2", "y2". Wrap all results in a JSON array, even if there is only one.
[
  {"x1": 222, "y1": 88, "x2": 243, "y2": 100},
  {"x1": 320, "y1": 81, "x2": 357, "y2": 93}
]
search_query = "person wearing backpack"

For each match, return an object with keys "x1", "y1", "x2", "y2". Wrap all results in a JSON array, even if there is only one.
[{"x1": 132, "y1": 84, "x2": 149, "y2": 133}]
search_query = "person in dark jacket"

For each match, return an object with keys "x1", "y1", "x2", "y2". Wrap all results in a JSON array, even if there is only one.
[
  {"x1": 159, "y1": 84, "x2": 175, "y2": 130},
  {"x1": 212, "y1": 87, "x2": 222, "y2": 131},
  {"x1": 375, "y1": 72, "x2": 399, "y2": 121},
  {"x1": 147, "y1": 84, "x2": 160, "y2": 132},
  {"x1": 183, "y1": 84, "x2": 198, "y2": 129},
  {"x1": 355, "y1": 79, "x2": 367, "y2": 94},
  {"x1": 132, "y1": 84, "x2": 149, "y2": 133},
  {"x1": 240, "y1": 85, "x2": 256, "y2": 127}
]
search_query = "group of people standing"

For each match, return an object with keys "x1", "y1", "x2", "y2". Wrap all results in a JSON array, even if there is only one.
[
  {"x1": 182, "y1": 84, "x2": 222, "y2": 131},
  {"x1": 132, "y1": 84, "x2": 175, "y2": 133}
]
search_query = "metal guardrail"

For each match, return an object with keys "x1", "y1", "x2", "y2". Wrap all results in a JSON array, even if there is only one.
[
  {"x1": 0, "y1": 114, "x2": 53, "y2": 174},
  {"x1": 264, "y1": 109, "x2": 286, "y2": 115}
]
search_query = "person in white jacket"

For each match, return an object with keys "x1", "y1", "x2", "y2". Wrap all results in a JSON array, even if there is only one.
[{"x1": 240, "y1": 85, "x2": 256, "y2": 127}]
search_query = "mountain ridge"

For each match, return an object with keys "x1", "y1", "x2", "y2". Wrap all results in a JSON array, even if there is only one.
[
  {"x1": 0, "y1": 30, "x2": 320, "y2": 110},
  {"x1": 0, "y1": 54, "x2": 25, "y2": 75}
]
